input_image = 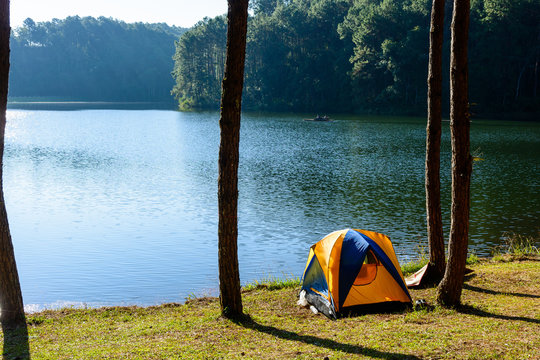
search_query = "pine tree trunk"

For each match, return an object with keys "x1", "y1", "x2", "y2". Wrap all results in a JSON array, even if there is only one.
[
  {"x1": 0, "y1": 0, "x2": 26, "y2": 330},
  {"x1": 425, "y1": 0, "x2": 446, "y2": 284},
  {"x1": 437, "y1": 0, "x2": 472, "y2": 307},
  {"x1": 218, "y1": 0, "x2": 249, "y2": 319}
]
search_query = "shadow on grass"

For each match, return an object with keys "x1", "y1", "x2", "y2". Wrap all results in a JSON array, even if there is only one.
[
  {"x1": 2, "y1": 323, "x2": 30, "y2": 360},
  {"x1": 459, "y1": 304, "x2": 540, "y2": 325},
  {"x1": 234, "y1": 316, "x2": 421, "y2": 359},
  {"x1": 462, "y1": 284, "x2": 540, "y2": 299}
]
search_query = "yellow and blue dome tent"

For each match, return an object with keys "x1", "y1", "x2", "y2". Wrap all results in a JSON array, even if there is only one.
[{"x1": 300, "y1": 228, "x2": 412, "y2": 319}]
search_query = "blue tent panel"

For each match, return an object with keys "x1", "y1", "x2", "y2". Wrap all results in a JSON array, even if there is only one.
[
  {"x1": 338, "y1": 229, "x2": 370, "y2": 309},
  {"x1": 302, "y1": 254, "x2": 330, "y2": 299}
]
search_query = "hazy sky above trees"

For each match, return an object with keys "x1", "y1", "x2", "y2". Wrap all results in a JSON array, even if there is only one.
[{"x1": 11, "y1": 0, "x2": 227, "y2": 27}]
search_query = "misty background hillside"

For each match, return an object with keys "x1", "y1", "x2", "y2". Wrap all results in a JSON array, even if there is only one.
[{"x1": 9, "y1": 16, "x2": 186, "y2": 102}]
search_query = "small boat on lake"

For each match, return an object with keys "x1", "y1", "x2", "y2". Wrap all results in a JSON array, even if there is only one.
[{"x1": 304, "y1": 115, "x2": 331, "y2": 122}]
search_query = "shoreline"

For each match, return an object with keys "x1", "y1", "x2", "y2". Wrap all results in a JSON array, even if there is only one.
[
  {"x1": 20, "y1": 254, "x2": 538, "y2": 315},
  {"x1": 9, "y1": 257, "x2": 539, "y2": 359}
]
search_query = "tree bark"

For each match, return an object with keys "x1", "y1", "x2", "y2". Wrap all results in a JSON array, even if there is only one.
[
  {"x1": 0, "y1": 0, "x2": 26, "y2": 330},
  {"x1": 437, "y1": 0, "x2": 472, "y2": 307},
  {"x1": 218, "y1": 0, "x2": 249, "y2": 319},
  {"x1": 515, "y1": 65, "x2": 526, "y2": 100},
  {"x1": 424, "y1": 0, "x2": 446, "y2": 285},
  {"x1": 534, "y1": 30, "x2": 539, "y2": 98}
]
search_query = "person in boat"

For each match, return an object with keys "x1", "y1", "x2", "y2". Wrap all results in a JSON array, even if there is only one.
[{"x1": 305, "y1": 114, "x2": 330, "y2": 121}]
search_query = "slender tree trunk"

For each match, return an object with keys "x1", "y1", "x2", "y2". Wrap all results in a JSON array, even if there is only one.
[
  {"x1": 218, "y1": 0, "x2": 249, "y2": 319},
  {"x1": 1, "y1": 5, "x2": 32, "y2": 358},
  {"x1": 534, "y1": 56, "x2": 538, "y2": 98},
  {"x1": 437, "y1": 0, "x2": 472, "y2": 307},
  {"x1": 515, "y1": 65, "x2": 526, "y2": 100},
  {"x1": 424, "y1": 0, "x2": 446, "y2": 285},
  {"x1": 533, "y1": 29, "x2": 539, "y2": 98},
  {"x1": 0, "y1": 0, "x2": 26, "y2": 330}
]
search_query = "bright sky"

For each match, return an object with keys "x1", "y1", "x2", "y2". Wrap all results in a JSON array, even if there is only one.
[{"x1": 10, "y1": 0, "x2": 229, "y2": 28}]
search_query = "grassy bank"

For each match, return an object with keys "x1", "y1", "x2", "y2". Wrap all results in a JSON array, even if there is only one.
[{"x1": 4, "y1": 257, "x2": 538, "y2": 359}]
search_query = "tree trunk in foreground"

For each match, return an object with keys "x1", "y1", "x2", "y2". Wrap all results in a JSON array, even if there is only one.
[
  {"x1": 437, "y1": 0, "x2": 472, "y2": 307},
  {"x1": 424, "y1": 0, "x2": 446, "y2": 285},
  {"x1": 218, "y1": 0, "x2": 249, "y2": 319},
  {"x1": 0, "y1": 0, "x2": 26, "y2": 330}
]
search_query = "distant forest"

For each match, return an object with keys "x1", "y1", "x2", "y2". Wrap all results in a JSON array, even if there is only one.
[
  {"x1": 9, "y1": 16, "x2": 186, "y2": 102},
  {"x1": 173, "y1": 0, "x2": 539, "y2": 116},
  {"x1": 8, "y1": 0, "x2": 540, "y2": 117}
]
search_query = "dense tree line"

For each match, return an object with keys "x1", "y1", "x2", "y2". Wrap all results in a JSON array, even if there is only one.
[
  {"x1": 9, "y1": 16, "x2": 186, "y2": 102},
  {"x1": 172, "y1": 16, "x2": 227, "y2": 109},
  {"x1": 173, "y1": 0, "x2": 539, "y2": 116}
]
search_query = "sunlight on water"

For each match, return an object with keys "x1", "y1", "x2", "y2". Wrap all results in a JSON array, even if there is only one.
[{"x1": 4, "y1": 109, "x2": 539, "y2": 310}]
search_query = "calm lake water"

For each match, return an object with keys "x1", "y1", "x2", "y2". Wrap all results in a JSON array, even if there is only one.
[{"x1": 4, "y1": 108, "x2": 539, "y2": 311}]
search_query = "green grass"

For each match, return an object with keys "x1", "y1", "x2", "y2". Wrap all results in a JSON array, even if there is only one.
[
  {"x1": 242, "y1": 275, "x2": 301, "y2": 292},
  {"x1": 400, "y1": 241, "x2": 429, "y2": 276},
  {"x1": 491, "y1": 232, "x2": 539, "y2": 261},
  {"x1": 466, "y1": 251, "x2": 480, "y2": 265},
  {"x1": 5, "y1": 259, "x2": 538, "y2": 359},
  {"x1": 401, "y1": 257, "x2": 429, "y2": 276}
]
